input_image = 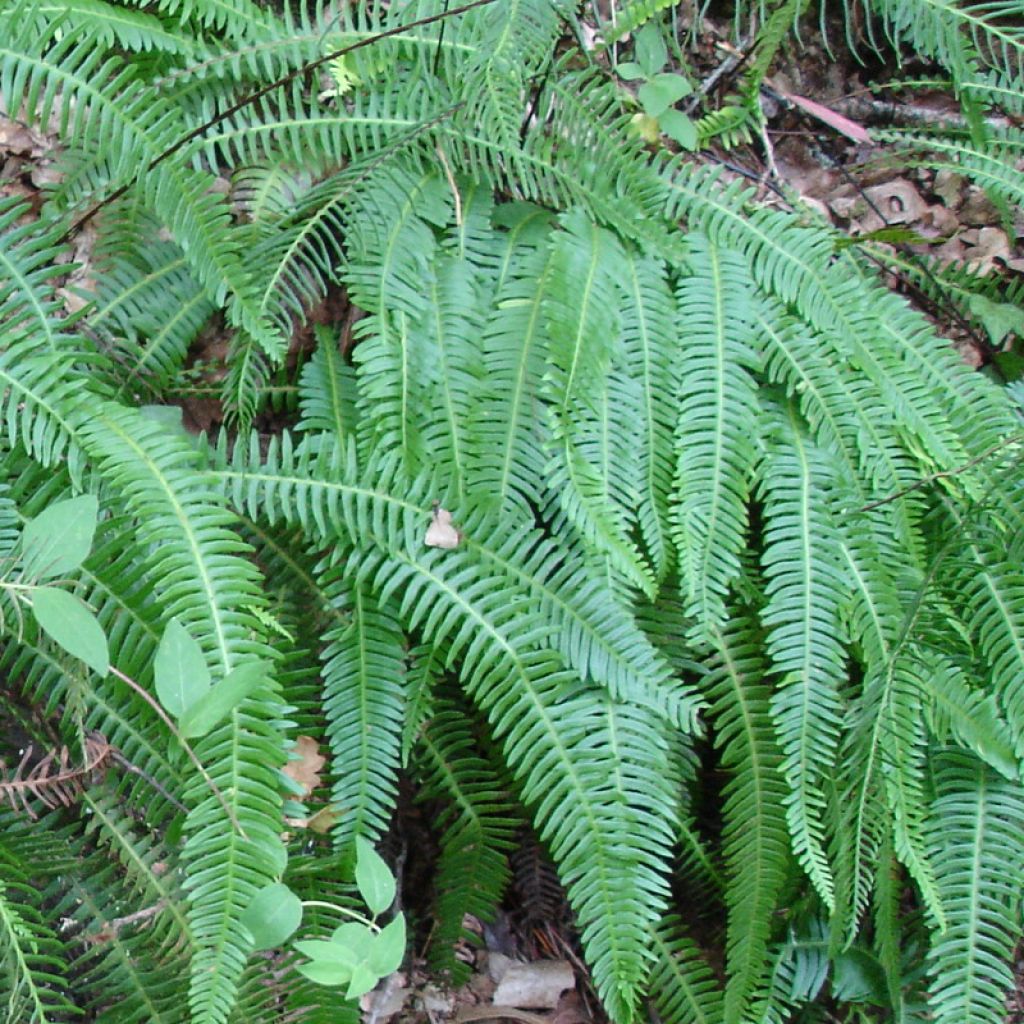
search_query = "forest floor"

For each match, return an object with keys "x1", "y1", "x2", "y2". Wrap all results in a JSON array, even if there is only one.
[{"x1": 1, "y1": 3, "x2": 1022, "y2": 1023}]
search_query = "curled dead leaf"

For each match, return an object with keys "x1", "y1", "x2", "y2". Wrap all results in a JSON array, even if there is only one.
[{"x1": 425, "y1": 506, "x2": 461, "y2": 549}]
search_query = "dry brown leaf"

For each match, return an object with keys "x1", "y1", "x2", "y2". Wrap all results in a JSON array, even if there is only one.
[
  {"x1": 425, "y1": 506, "x2": 461, "y2": 549},
  {"x1": 283, "y1": 735, "x2": 325, "y2": 796}
]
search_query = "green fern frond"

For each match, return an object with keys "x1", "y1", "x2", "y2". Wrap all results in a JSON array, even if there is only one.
[
  {"x1": 708, "y1": 622, "x2": 790, "y2": 1024},
  {"x1": 542, "y1": 212, "x2": 654, "y2": 593},
  {"x1": 213, "y1": 433, "x2": 703, "y2": 730},
  {"x1": 619, "y1": 249, "x2": 678, "y2": 581},
  {"x1": 673, "y1": 233, "x2": 761, "y2": 631},
  {"x1": 414, "y1": 701, "x2": 520, "y2": 981},
  {"x1": 0, "y1": 841, "x2": 78, "y2": 1022},
  {"x1": 28, "y1": 0, "x2": 196, "y2": 55},
  {"x1": 346, "y1": 165, "x2": 451, "y2": 469},
  {"x1": 881, "y1": 130, "x2": 1024, "y2": 210},
  {"x1": 75, "y1": 403, "x2": 289, "y2": 1023},
  {"x1": 320, "y1": 576, "x2": 406, "y2": 852},
  {"x1": 469, "y1": 233, "x2": 552, "y2": 516},
  {"x1": 58, "y1": 837, "x2": 189, "y2": 1023},
  {"x1": 926, "y1": 750, "x2": 1024, "y2": 1024},
  {"x1": 458, "y1": 0, "x2": 562, "y2": 159},
  {"x1": 601, "y1": 0, "x2": 680, "y2": 42},
  {"x1": 0, "y1": 13, "x2": 284, "y2": 357},
  {"x1": 361, "y1": 541, "x2": 679, "y2": 1021},
  {"x1": 759, "y1": 401, "x2": 848, "y2": 910},
  {"x1": 0, "y1": 198, "x2": 81, "y2": 354},
  {"x1": 647, "y1": 915, "x2": 725, "y2": 1024},
  {"x1": 922, "y1": 651, "x2": 1017, "y2": 780},
  {"x1": 297, "y1": 329, "x2": 359, "y2": 442},
  {"x1": 416, "y1": 249, "x2": 488, "y2": 499},
  {"x1": 868, "y1": 0, "x2": 1024, "y2": 100}
]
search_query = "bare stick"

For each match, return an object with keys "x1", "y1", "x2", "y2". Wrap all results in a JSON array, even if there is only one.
[
  {"x1": 435, "y1": 142, "x2": 462, "y2": 226},
  {"x1": 859, "y1": 434, "x2": 1023, "y2": 512}
]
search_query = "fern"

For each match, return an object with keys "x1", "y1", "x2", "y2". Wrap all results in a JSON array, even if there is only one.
[
  {"x1": 0, "y1": 0, "x2": 1023, "y2": 1021},
  {"x1": 927, "y1": 751, "x2": 1024, "y2": 1024}
]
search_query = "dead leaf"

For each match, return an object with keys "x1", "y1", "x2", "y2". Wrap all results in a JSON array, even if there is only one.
[
  {"x1": 425, "y1": 506, "x2": 461, "y2": 549},
  {"x1": 492, "y1": 960, "x2": 575, "y2": 1009},
  {"x1": 862, "y1": 180, "x2": 927, "y2": 227},
  {"x1": 283, "y1": 735, "x2": 325, "y2": 797},
  {"x1": 778, "y1": 90, "x2": 872, "y2": 144}
]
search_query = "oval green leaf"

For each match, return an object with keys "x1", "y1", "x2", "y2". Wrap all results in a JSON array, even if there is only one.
[
  {"x1": 32, "y1": 587, "x2": 109, "y2": 676},
  {"x1": 634, "y1": 22, "x2": 667, "y2": 76},
  {"x1": 155, "y1": 619, "x2": 210, "y2": 718},
  {"x1": 21, "y1": 495, "x2": 98, "y2": 580},
  {"x1": 178, "y1": 660, "x2": 269, "y2": 738},
  {"x1": 368, "y1": 914, "x2": 406, "y2": 977},
  {"x1": 295, "y1": 959, "x2": 353, "y2": 987},
  {"x1": 354, "y1": 836, "x2": 396, "y2": 916},
  {"x1": 658, "y1": 108, "x2": 698, "y2": 150},
  {"x1": 241, "y1": 883, "x2": 302, "y2": 951},
  {"x1": 346, "y1": 962, "x2": 380, "y2": 1000},
  {"x1": 638, "y1": 74, "x2": 692, "y2": 118}
]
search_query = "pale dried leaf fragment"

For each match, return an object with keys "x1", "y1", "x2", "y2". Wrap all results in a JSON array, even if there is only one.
[
  {"x1": 425, "y1": 506, "x2": 461, "y2": 549},
  {"x1": 283, "y1": 735, "x2": 325, "y2": 797}
]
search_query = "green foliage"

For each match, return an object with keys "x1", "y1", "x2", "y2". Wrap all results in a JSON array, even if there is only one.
[{"x1": 0, "y1": 2, "x2": 1022, "y2": 1023}]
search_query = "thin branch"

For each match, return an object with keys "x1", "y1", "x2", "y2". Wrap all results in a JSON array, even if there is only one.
[
  {"x1": 86, "y1": 900, "x2": 168, "y2": 944},
  {"x1": 108, "y1": 666, "x2": 247, "y2": 838},
  {"x1": 59, "y1": 0, "x2": 498, "y2": 241},
  {"x1": 435, "y1": 142, "x2": 462, "y2": 226},
  {"x1": 859, "y1": 434, "x2": 1024, "y2": 512},
  {"x1": 108, "y1": 749, "x2": 189, "y2": 815}
]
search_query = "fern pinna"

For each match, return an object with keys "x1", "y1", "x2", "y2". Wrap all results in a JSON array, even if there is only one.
[{"x1": 0, "y1": 1, "x2": 1023, "y2": 1023}]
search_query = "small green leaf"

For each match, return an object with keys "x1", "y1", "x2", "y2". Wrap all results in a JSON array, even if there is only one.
[
  {"x1": 241, "y1": 883, "x2": 302, "y2": 951},
  {"x1": 21, "y1": 495, "x2": 98, "y2": 580},
  {"x1": 155, "y1": 619, "x2": 210, "y2": 718},
  {"x1": 331, "y1": 921, "x2": 372, "y2": 953},
  {"x1": 634, "y1": 22, "x2": 667, "y2": 76},
  {"x1": 615, "y1": 60, "x2": 645, "y2": 81},
  {"x1": 638, "y1": 74, "x2": 692, "y2": 117},
  {"x1": 658, "y1": 108, "x2": 698, "y2": 149},
  {"x1": 368, "y1": 915, "x2": 406, "y2": 977},
  {"x1": 32, "y1": 587, "x2": 108, "y2": 676},
  {"x1": 355, "y1": 836, "x2": 396, "y2": 916},
  {"x1": 968, "y1": 293, "x2": 1024, "y2": 347},
  {"x1": 294, "y1": 938, "x2": 346, "y2": 961},
  {"x1": 178, "y1": 660, "x2": 269, "y2": 738},
  {"x1": 295, "y1": 959, "x2": 353, "y2": 987},
  {"x1": 346, "y1": 962, "x2": 379, "y2": 1000}
]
